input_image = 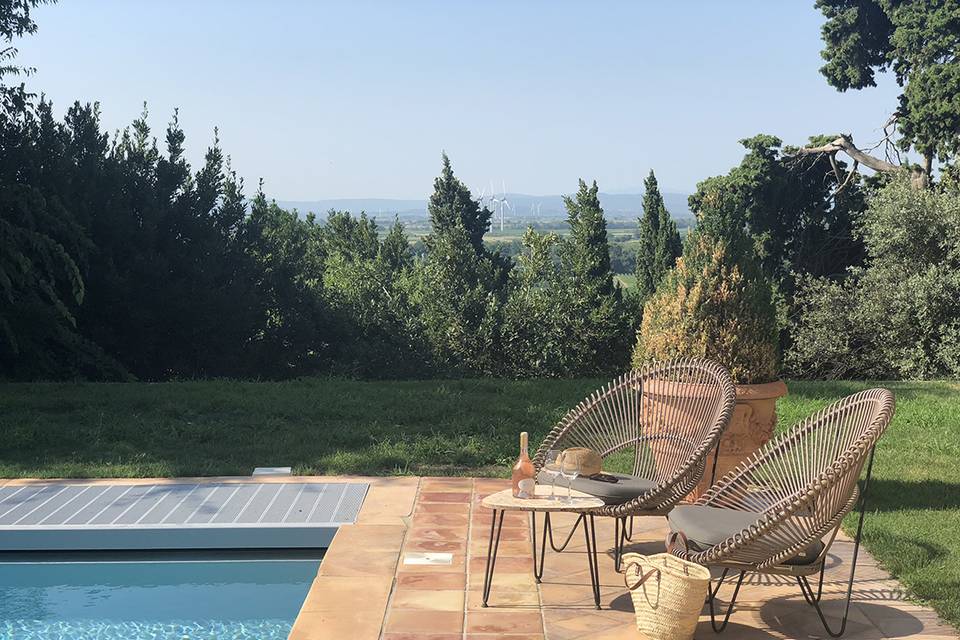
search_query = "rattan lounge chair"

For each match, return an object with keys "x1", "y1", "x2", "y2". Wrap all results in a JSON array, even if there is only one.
[
  {"x1": 532, "y1": 358, "x2": 737, "y2": 571},
  {"x1": 667, "y1": 388, "x2": 894, "y2": 638}
]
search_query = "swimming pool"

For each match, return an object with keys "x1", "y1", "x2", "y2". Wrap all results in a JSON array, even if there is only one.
[{"x1": 0, "y1": 553, "x2": 320, "y2": 640}]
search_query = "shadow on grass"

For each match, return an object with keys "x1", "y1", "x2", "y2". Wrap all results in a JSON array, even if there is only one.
[{"x1": 868, "y1": 479, "x2": 960, "y2": 512}]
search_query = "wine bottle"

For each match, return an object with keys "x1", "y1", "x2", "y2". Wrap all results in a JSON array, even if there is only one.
[{"x1": 511, "y1": 431, "x2": 536, "y2": 499}]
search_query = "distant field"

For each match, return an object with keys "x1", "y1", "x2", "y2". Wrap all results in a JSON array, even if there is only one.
[
  {"x1": 615, "y1": 274, "x2": 637, "y2": 288},
  {"x1": 2, "y1": 378, "x2": 956, "y2": 625}
]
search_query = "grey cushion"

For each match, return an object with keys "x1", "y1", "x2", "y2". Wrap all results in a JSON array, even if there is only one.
[
  {"x1": 537, "y1": 470, "x2": 657, "y2": 505},
  {"x1": 668, "y1": 504, "x2": 824, "y2": 566}
]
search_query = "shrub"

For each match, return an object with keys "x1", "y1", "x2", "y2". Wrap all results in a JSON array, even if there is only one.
[
  {"x1": 788, "y1": 177, "x2": 960, "y2": 379},
  {"x1": 632, "y1": 230, "x2": 780, "y2": 384}
]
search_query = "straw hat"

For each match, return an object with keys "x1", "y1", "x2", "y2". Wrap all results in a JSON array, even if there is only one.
[{"x1": 559, "y1": 447, "x2": 602, "y2": 476}]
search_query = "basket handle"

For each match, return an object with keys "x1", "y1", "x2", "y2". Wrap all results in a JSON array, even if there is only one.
[
  {"x1": 623, "y1": 560, "x2": 661, "y2": 591},
  {"x1": 665, "y1": 530, "x2": 690, "y2": 556}
]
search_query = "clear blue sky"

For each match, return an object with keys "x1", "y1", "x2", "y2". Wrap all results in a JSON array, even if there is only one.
[{"x1": 19, "y1": 1, "x2": 902, "y2": 200}]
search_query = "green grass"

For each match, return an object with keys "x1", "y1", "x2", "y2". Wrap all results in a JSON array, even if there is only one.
[{"x1": 0, "y1": 378, "x2": 958, "y2": 626}]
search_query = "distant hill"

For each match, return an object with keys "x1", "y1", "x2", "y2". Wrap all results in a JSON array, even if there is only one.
[{"x1": 277, "y1": 191, "x2": 693, "y2": 222}]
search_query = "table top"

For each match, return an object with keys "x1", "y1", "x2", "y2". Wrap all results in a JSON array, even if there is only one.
[{"x1": 480, "y1": 485, "x2": 606, "y2": 513}]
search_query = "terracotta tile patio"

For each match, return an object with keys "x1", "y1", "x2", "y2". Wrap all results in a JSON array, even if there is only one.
[{"x1": 289, "y1": 477, "x2": 958, "y2": 640}]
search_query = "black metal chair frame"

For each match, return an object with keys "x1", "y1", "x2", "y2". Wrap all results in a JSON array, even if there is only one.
[{"x1": 705, "y1": 446, "x2": 877, "y2": 638}]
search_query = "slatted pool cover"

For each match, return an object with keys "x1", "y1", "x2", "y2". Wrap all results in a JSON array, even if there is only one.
[{"x1": 0, "y1": 482, "x2": 368, "y2": 551}]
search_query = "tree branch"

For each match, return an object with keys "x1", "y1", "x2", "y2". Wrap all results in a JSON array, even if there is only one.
[{"x1": 796, "y1": 134, "x2": 901, "y2": 174}]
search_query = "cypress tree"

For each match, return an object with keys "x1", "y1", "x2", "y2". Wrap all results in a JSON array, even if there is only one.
[
  {"x1": 635, "y1": 170, "x2": 682, "y2": 300},
  {"x1": 563, "y1": 179, "x2": 616, "y2": 301},
  {"x1": 427, "y1": 152, "x2": 492, "y2": 253}
]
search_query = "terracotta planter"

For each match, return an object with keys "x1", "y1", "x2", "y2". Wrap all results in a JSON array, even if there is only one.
[
  {"x1": 641, "y1": 379, "x2": 788, "y2": 503},
  {"x1": 693, "y1": 380, "x2": 788, "y2": 501}
]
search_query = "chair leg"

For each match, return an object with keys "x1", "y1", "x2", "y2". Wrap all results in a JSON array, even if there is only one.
[
  {"x1": 706, "y1": 568, "x2": 730, "y2": 602},
  {"x1": 709, "y1": 440, "x2": 721, "y2": 487},
  {"x1": 798, "y1": 562, "x2": 827, "y2": 605},
  {"x1": 707, "y1": 570, "x2": 745, "y2": 632},
  {"x1": 794, "y1": 446, "x2": 876, "y2": 638},
  {"x1": 614, "y1": 516, "x2": 628, "y2": 572}
]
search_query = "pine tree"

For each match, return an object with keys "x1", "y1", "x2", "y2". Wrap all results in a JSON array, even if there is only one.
[
  {"x1": 635, "y1": 170, "x2": 682, "y2": 300},
  {"x1": 562, "y1": 179, "x2": 616, "y2": 301},
  {"x1": 427, "y1": 152, "x2": 492, "y2": 253},
  {"x1": 556, "y1": 179, "x2": 631, "y2": 375}
]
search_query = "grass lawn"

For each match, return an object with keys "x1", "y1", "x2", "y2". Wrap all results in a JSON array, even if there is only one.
[{"x1": 1, "y1": 378, "x2": 958, "y2": 625}]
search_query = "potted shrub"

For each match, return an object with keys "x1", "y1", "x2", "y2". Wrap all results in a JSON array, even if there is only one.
[{"x1": 632, "y1": 227, "x2": 785, "y2": 499}]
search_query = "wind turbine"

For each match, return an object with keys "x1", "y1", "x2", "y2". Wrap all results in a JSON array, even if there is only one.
[{"x1": 489, "y1": 180, "x2": 511, "y2": 232}]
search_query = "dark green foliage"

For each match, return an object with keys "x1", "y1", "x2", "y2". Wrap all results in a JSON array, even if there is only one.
[
  {"x1": 428, "y1": 152, "x2": 493, "y2": 254},
  {"x1": 0, "y1": 0, "x2": 51, "y2": 114},
  {"x1": 556, "y1": 181, "x2": 632, "y2": 375},
  {"x1": 562, "y1": 180, "x2": 616, "y2": 301},
  {"x1": 816, "y1": 0, "x2": 960, "y2": 167},
  {"x1": 241, "y1": 193, "x2": 331, "y2": 377},
  {"x1": 0, "y1": 99, "x2": 123, "y2": 379},
  {"x1": 689, "y1": 134, "x2": 867, "y2": 298},
  {"x1": 499, "y1": 182, "x2": 632, "y2": 378},
  {"x1": 634, "y1": 170, "x2": 681, "y2": 301},
  {"x1": 789, "y1": 177, "x2": 960, "y2": 379},
  {"x1": 411, "y1": 155, "x2": 508, "y2": 375}
]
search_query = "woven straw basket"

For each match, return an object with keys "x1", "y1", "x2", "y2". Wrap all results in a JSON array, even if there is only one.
[{"x1": 622, "y1": 552, "x2": 710, "y2": 640}]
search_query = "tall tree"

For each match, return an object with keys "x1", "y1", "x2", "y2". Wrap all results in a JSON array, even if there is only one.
[
  {"x1": 691, "y1": 134, "x2": 866, "y2": 299},
  {"x1": 1, "y1": 0, "x2": 52, "y2": 114},
  {"x1": 427, "y1": 152, "x2": 493, "y2": 254},
  {"x1": 556, "y1": 180, "x2": 631, "y2": 374},
  {"x1": 800, "y1": 0, "x2": 960, "y2": 186},
  {"x1": 635, "y1": 170, "x2": 682, "y2": 301},
  {"x1": 562, "y1": 180, "x2": 616, "y2": 301},
  {"x1": 413, "y1": 154, "x2": 507, "y2": 374}
]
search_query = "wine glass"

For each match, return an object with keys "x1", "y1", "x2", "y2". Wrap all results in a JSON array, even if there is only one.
[
  {"x1": 560, "y1": 455, "x2": 581, "y2": 504},
  {"x1": 543, "y1": 450, "x2": 562, "y2": 500}
]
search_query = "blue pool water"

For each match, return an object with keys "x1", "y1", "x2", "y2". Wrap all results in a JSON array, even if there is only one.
[{"x1": 0, "y1": 555, "x2": 321, "y2": 639}]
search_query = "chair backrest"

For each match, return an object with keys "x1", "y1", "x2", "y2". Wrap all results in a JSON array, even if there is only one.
[
  {"x1": 695, "y1": 388, "x2": 894, "y2": 568},
  {"x1": 533, "y1": 358, "x2": 736, "y2": 488}
]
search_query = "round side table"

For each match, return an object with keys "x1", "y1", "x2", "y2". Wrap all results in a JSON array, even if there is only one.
[{"x1": 480, "y1": 485, "x2": 606, "y2": 608}]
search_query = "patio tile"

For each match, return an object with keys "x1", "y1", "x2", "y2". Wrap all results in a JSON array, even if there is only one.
[
  {"x1": 318, "y1": 549, "x2": 398, "y2": 577},
  {"x1": 466, "y1": 609, "x2": 544, "y2": 634},
  {"x1": 469, "y1": 554, "x2": 533, "y2": 573},
  {"x1": 298, "y1": 576, "x2": 390, "y2": 613},
  {"x1": 419, "y1": 491, "x2": 472, "y2": 503},
  {"x1": 288, "y1": 609, "x2": 383, "y2": 640},
  {"x1": 420, "y1": 479, "x2": 474, "y2": 492},
  {"x1": 324, "y1": 523, "x2": 405, "y2": 553},
  {"x1": 470, "y1": 539, "x2": 532, "y2": 556},
  {"x1": 464, "y1": 634, "x2": 544, "y2": 640},
  {"x1": 467, "y1": 571, "x2": 537, "y2": 591},
  {"x1": 353, "y1": 477, "x2": 418, "y2": 525},
  {"x1": 390, "y1": 588, "x2": 465, "y2": 611},
  {"x1": 384, "y1": 609, "x2": 464, "y2": 634},
  {"x1": 397, "y1": 571, "x2": 466, "y2": 590},
  {"x1": 404, "y1": 539, "x2": 466, "y2": 553},
  {"x1": 408, "y1": 528, "x2": 469, "y2": 544},
  {"x1": 383, "y1": 634, "x2": 462, "y2": 640},
  {"x1": 415, "y1": 502, "x2": 472, "y2": 514},
  {"x1": 467, "y1": 587, "x2": 540, "y2": 609},
  {"x1": 411, "y1": 513, "x2": 471, "y2": 527}
]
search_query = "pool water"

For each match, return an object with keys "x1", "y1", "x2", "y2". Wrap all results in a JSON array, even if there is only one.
[{"x1": 0, "y1": 555, "x2": 321, "y2": 639}]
